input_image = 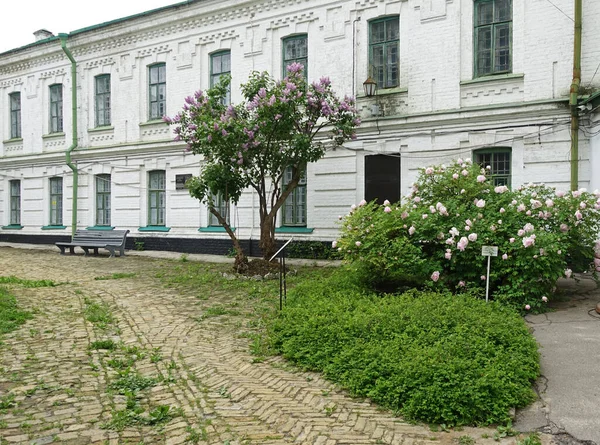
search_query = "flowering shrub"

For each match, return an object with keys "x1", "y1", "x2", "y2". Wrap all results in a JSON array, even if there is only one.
[{"x1": 336, "y1": 159, "x2": 600, "y2": 311}]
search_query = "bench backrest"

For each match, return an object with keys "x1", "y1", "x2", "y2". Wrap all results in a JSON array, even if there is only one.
[{"x1": 72, "y1": 229, "x2": 129, "y2": 245}]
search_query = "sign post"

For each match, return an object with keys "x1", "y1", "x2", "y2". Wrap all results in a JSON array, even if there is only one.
[
  {"x1": 270, "y1": 237, "x2": 294, "y2": 310},
  {"x1": 481, "y1": 246, "x2": 498, "y2": 302}
]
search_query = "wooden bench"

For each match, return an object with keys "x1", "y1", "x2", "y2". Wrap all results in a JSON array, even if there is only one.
[{"x1": 56, "y1": 229, "x2": 130, "y2": 258}]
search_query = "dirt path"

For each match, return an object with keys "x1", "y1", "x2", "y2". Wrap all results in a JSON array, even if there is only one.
[{"x1": 0, "y1": 247, "x2": 532, "y2": 445}]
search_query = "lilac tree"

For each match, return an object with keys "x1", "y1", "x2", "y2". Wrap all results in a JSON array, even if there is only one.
[{"x1": 166, "y1": 64, "x2": 360, "y2": 270}]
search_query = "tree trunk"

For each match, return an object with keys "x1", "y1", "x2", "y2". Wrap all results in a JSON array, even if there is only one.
[
  {"x1": 209, "y1": 208, "x2": 248, "y2": 273},
  {"x1": 259, "y1": 216, "x2": 277, "y2": 261}
]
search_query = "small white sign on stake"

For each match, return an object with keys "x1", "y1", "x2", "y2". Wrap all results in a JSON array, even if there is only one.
[
  {"x1": 481, "y1": 246, "x2": 498, "y2": 257},
  {"x1": 481, "y1": 246, "x2": 498, "y2": 302}
]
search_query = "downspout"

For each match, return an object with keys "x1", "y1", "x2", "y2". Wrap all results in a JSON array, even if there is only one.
[
  {"x1": 59, "y1": 33, "x2": 79, "y2": 235},
  {"x1": 570, "y1": 0, "x2": 582, "y2": 191}
]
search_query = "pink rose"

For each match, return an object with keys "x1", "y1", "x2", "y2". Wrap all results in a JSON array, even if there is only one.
[
  {"x1": 560, "y1": 224, "x2": 569, "y2": 233},
  {"x1": 458, "y1": 280, "x2": 466, "y2": 287},
  {"x1": 445, "y1": 250, "x2": 452, "y2": 260},
  {"x1": 431, "y1": 271, "x2": 440, "y2": 282},
  {"x1": 359, "y1": 199, "x2": 367, "y2": 207},
  {"x1": 525, "y1": 304, "x2": 531, "y2": 310},
  {"x1": 542, "y1": 296, "x2": 548, "y2": 303},
  {"x1": 401, "y1": 211, "x2": 408, "y2": 219},
  {"x1": 422, "y1": 214, "x2": 428, "y2": 219},
  {"x1": 355, "y1": 241, "x2": 361, "y2": 247},
  {"x1": 384, "y1": 206, "x2": 392, "y2": 213},
  {"x1": 476, "y1": 199, "x2": 486, "y2": 208},
  {"x1": 452, "y1": 173, "x2": 459, "y2": 179},
  {"x1": 383, "y1": 199, "x2": 391, "y2": 206},
  {"x1": 556, "y1": 190, "x2": 566, "y2": 198},
  {"x1": 477, "y1": 175, "x2": 486, "y2": 183},
  {"x1": 332, "y1": 241, "x2": 337, "y2": 248},
  {"x1": 408, "y1": 226, "x2": 416, "y2": 235},
  {"x1": 575, "y1": 210, "x2": 583, "y2": 220},
  {"x1": 502, "y1": 253, "x2": 508, "y2": 260},
  {"x1": 545, "y1": 199, "x2": 554, "y2": 207},
  {"x1": 480, "y1": 275, "x2": 486, "y2": 281},
  {"x1": 468, "y1": 233, "x2": 478, "y2": 242},
  {"x1": 565, "y1": 268, "x2": 572, "y2": 278},
  {"x1": 500, "y1": 208, "x2": 506, "y2": 213},
  {"x1": 517, "y1": 204, "x2": 526, "y2": 212},
  {"x1": 425, "y1": 167, "x2": 434, "y2": 175},
  {"x1": 413, "y1": 197, "x2": 421, "y2": 203},
  {"x1": 462, "y1": 170, "x2": 469, "y2": 176},
  {"x1": 509, "y1": 238, "x2": 515, "y2": 243}
]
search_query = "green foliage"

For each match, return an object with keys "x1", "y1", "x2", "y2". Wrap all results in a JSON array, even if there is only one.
[
  {"x1": 336, "y1": 159, "x2": 600, "y2": 312},
  {"x1": 517, "y1": 433, "x2": 542, "y2": 445},
  {"x1": 268, "y1": 270, "x2": 540, "y2": 426},
  {"x1": 286, "y1": 240, "x2": 342, "y2": 260},
  {"x1": 0, "y1": 286, "x2": 32, "y2": 335},
  {"x1": 84, "y1": 298, "x2": 114, "y2": 328}
]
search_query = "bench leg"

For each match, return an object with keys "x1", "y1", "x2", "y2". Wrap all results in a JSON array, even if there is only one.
[
  {"x1": 58, "y1": 246, "x2": 66, "y2": 255},
  {"x1": 69, "y1": 247, "x2": 76, "y2": 255},
  {"x1": 106, "y1": 247, "x2": 116, "y2": 258},
  {"x1": 82, "y1": 247, "x2": 89, "y2": 256}
]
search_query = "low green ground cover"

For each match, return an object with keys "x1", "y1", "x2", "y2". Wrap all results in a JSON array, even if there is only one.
[
  {"x1": 0, "y1": 286, "x2": 33, "y2": 336},
  {"x1": 267, "y1": 270, "x2": 540, "y2": 426}
]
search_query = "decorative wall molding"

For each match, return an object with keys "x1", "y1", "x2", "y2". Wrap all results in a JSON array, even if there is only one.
[
  {"x1": 84, "y1": 57, "x2": 115, "y2": 69},
  {"x1": 0, "y1": 78, "x2": 22, "y2": 89}
]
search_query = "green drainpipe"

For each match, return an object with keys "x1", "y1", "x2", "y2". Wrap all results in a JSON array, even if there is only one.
[
  {"x1": 59, "y1": 33, "x2": 79, "y2": 235},
  {"x1": 570, "y1": 0, "x2": 582, "y2": 191}
]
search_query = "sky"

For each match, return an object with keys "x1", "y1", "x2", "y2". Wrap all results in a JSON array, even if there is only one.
[{"x1": 0, "y1": 0, "x2": 179, "y2": 53}]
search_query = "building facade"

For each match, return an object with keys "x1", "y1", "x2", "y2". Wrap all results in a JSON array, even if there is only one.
[{"x1": 1, "y1": 0, "x2": 599, "y2": 254}]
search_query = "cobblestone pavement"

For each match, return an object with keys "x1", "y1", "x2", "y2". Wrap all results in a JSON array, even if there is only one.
[{"x1": 0, "y1": 246, "x2": 541, "y2": 445}]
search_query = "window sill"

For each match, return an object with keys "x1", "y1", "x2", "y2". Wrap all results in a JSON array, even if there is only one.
[
  {"x1": 275, "y1": 227, "x2": 314, "y2": 233},
  {"x1": 138, "y1": 226, "x2": 171, "y2": 232},
  {"x1": 2, "y1": 224, "x2": 23, "y2": 230},
  {"x1": 88, "y1": 126, "x2": 114, "y2": 133},
  {"x1": 198, "y1": 227, "x2": 236, "y2": 233},
  {"x1": 139, "y1": 120, "x2": 167, "y2": 127},
  {"x1": 357, "y1": 86, "x2": 408, "y2": 99},
  {"x1": 42, "y1": 225, "x2": 67, "y2": 230},
  {"x1": 461, "y1": 73, "x2": 524, "y2": 86},
  {"x1": 86, "y1": 226, "x2": 115, "y2": 231},
  {"x1": 42, "y1": 132, "x2": 66, "y2": 139},
  {"x1": 3, "y1": 137, "x2": 23, "y2": 144}
]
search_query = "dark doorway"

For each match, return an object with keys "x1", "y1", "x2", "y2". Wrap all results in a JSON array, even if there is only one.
[{"x1": 364, "y1": 154, "x2": 400, "y2": 205}]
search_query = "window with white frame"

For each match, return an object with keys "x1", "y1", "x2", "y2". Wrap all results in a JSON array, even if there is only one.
[
  {"x1": 369, "y1": 16, "x2": 399, "y2": 89},
  {"x1": 148, "y1": 170, "x2": 166, "y2": 226},
  {"x1": 49, "y1": 177, "x2": 63, "y2": 226},
  {"x1": 95, "y1": 75, "x2": 111, "y2": 127},
  {"x1": 474, "y1": 0, "x2": 512, "y2": 77},
  {"x1": 96, "y1": 174, "x2": 111, "y2": 226}
]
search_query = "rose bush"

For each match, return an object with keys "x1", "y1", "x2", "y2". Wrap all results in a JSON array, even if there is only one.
[{"x1": 335, "y1": 159, "x2": 600, "y2": 311}]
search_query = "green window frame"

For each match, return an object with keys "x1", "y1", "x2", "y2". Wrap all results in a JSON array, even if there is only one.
[
  {"x1": 10, "y1": 92, "x2": 21, "y2": 139},
  {"x1": 148, "y1": 64, "x2": 166, "y2": 120},
  {"x1": 210, "y1": 51, "x2": 231, "y2": 105},
  {"x1": 95, "y1": 74, "x2": 111, "y2": 127},
  {"x1": 282, "y1": 166, "x2": 307, "y2": 227},
  {"x1": 49, "y1": 177, "x2": 63, "y2": 226},
  {"x1": 282, "y1": 34, "x2": 307, "y2": 79},
  {"x1": 369, "y1": 16, "x2": 399, "y2": 89},
  {"x1": 9, "y1": 180, "x2": 21, "y2": 226},
  {"x1": 473, "y1": 148, "x2": 511, "y2": 186},
  {"x1": 148, "y1": 170, "x2": 166, "y2": 226},
  {"x1": 209, "y1": 193, "x2": 230, "y2": 227},
  {"x1": 49, "y1": 84, "x2": 63, "y2": 133},
  {"x1": 474, "y1": 0, "x2": 512, "y2": 78},
  {"x1": 96, "y1": 174, "x2": 111, "y2": 226}
]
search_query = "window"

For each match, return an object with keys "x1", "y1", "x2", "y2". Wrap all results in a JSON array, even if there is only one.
[
  {"x1": 474, "y1": 148, "x2": 511, "y2": 186},
  {"x1": 10, "y1": 92, "x2": 21, "y2": 139},
  {"x1": 148, "y1": 171, "x2": 166, "y2": 226},
  {"x1": 474, "y1": 0, "x2": 512, "y2": 77},
  {"x1": 49, "y1": 84, "x2": 63, "y2": 133},
  {"x1": 9, "y1": 180, "x2": 21, "y2": 226},
  {"x1": 210, "y1": 51, "x2": 231, "y2": 105},
  {"x1": 95, "y1": 75, "x2": 111, "y2": 127},
  {"x1": 282, "y1": 35, "x2": 307, "y2": 79},
  {"x1": 96, "y1": 174, "x2": 111, "y2": 226},
  {"x1": 282, "y1": 167, "x2": 306, "y2": 226},
  {"x1": 209, "y1": 193, "x2": 230, "y2": 226},
  {"x1": 148, "y1": 64, "x2": 166, "y2": 120},
  {"x1": 49, "y1": 177, "x2": 63, "y2": 226},
  {"x1": 369, "y1": 17, "x2": 399, "y2": 89}
]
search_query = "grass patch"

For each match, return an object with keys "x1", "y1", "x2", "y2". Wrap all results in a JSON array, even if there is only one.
[
  {"x1": 89, "y1": 339, "x2": 118, "y2": 350},
  {"x1": 267, "y1": 269, "x2": 540, "y2": 426},
  {"x1": 0, "y1": 276, "x2": 56, "y2": 287},
  {"x1": 108, "y1": 370, "x2": 157, "y2": 394},
  {"x1": 94, "y1": 272, "x2": 137, "y2": 281},
  {"x1": 0, "y1": 286, "x2": 33, "y2": 335},
  {"x1": 84, "y1": 298, "x2": 114, "y2": 328}
]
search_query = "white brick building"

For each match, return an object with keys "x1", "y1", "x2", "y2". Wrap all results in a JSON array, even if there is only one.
[{"x1": 1, "y1": 0, "x2": 599, "y2": 254}]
